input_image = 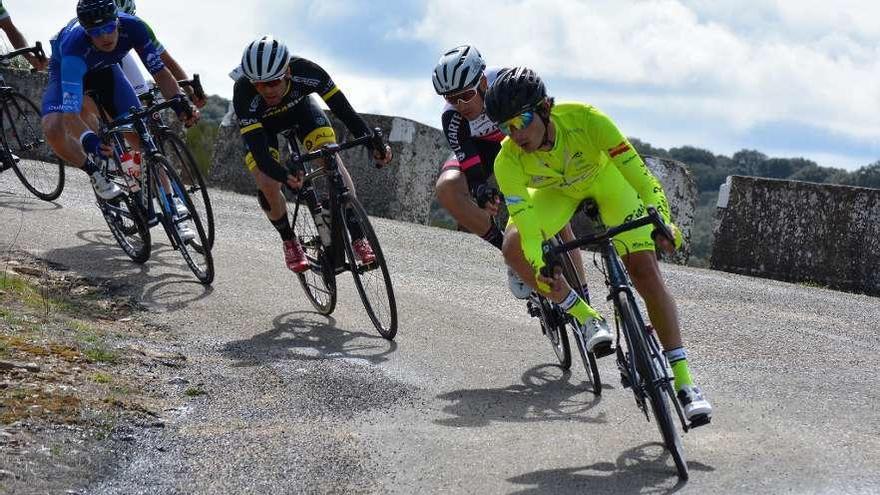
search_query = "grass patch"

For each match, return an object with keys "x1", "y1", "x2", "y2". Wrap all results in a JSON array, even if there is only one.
[
  {"x1": 184, "y1": 387, "x2": 207, "y2": 397},
  {"x1": 0, "y1": 387, "x2": 81, "y2": 424},
  {"x1": 83, "y1": 346, "x2": 119, "y2": 365},
  {"x1": 92, "y1": 373, "x2": 112, "y2": 384}
]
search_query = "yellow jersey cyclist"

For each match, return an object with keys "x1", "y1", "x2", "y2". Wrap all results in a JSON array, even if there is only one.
[
  {"x1": 0, "y1": 1, "x2": 47, "y2": 71},
  {"x1": 231, "y1": 36, "x2": 392, "y2": 273},
  {"x1": 485, "y1": 67, "x2": 712, "y2": 422}
]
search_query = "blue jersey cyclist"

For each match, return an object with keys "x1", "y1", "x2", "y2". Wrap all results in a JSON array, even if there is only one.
[{"x1": 41, "y1": 0, "x2": 198, "y2": 200}]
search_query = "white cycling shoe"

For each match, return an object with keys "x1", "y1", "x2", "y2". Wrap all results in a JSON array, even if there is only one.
[
  {"x1": 677, "y1": 385, "x2": 713, "y2": 423},
  {"x1": 579, "y1": 316, "x2": 614, "y2": 357},
  {"x1": 91, "y1": 172, "x2": 123, "y2": 200},
  {"x1": 507, "y1": 266, "x2": 532, "y2": 300}
]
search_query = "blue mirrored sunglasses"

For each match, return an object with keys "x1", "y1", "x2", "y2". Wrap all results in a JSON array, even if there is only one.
[
  {"x1": 86, "y1": 19, "x2": 118, "y2": 37},
  {"x1": 498, "y1": 111, "x2": 535, "y2": 135}
]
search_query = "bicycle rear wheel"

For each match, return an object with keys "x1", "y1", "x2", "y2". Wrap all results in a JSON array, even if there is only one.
[
  {"x1": 557, "y1": 243, "x2": 602, "y2": 395},
  {"x1": 96, "y1": 191, "x2": 151, "y2": 264},
  {"x1": 340, "y1": 196, "x2": 398, "y2": 339},
  {"x1": 159, "y1": 131, "x2": 214, "y2": 249},
  {"x1": 150, "y1": 155, "x2": 214, "y2": 284},
  {"x1": 291, "y1": 199, "x2": 337, "y2": 315},
  {"x1": 531, "y1": 294, "x2": 571, "y2": 369},
  {"x1": 1, "y1": 91, "x2": 64, "y2": 200},
  {"x1": 618, "y1": 291, "x2": 688, "y2": 480}
]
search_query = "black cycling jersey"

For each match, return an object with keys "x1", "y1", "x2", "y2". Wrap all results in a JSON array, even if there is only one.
[{"x1": 233, "y1": 56, "x2": 370, "y2": 182}]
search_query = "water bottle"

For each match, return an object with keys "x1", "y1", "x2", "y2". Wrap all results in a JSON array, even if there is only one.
[
  {"x1": 313, "y1": 206, "x2": 332, "y2": 246},
  {"x1": 120, "y1": 151, "x2": 142, "y2": 192}
]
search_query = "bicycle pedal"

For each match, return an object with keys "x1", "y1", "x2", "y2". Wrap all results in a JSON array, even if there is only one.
[{"x1": 688, "y1": 414, "x2": 711, "y2": 429}]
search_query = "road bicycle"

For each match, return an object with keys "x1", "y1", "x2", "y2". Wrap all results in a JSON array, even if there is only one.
[
  {"x1": 287, "y1": 130, "x2": 398, "y2": 339},
  {"x1": 94, "y1": 94, "x2": 214, "y2": 284},
  {"x1": 0, "y1": 43, "x2": 63, "y2": 201},
  {"x1": 542, "y1": 200, "x2": 706, "y2": 480},
  {"x1": 138, "y1": 74, "x2": 214, "y2": 249}
]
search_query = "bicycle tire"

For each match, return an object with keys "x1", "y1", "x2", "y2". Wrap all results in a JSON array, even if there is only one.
[
  {"x1": 617, "y1": 291, "x2": 688, "y2": 480},
  {"x1": 1, "y1": 91, "x2": 64, "y2": 200},
  {"x1": 96, "y1": 191, "x2": 151, "y2": 263},
  {"x1": 534, "y1": 295, "x2": 572, "y2": 369},
  {"x1": 339, "y1": 196, "x2": 398, "y2": 339},
  {"x1": 291, "y1": 199, "x2": 337, "y2": 315},
  {"x1": 158, "y1": 131, "x2": 215, "y2": 249},
  {"x1": 150, "y1": 155, "x2": 214, "y2": 284},
  {"x1": 557, "y1": 245, "x2": 602, "y2": 395}
]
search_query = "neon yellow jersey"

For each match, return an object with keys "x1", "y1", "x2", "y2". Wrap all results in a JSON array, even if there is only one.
[{"x1": 495, "y1": 102, "x2": 671, "y2": 269}]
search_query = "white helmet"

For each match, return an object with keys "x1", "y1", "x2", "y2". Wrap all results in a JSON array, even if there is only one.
[
  {"x1": 114, "y1": 0, "x2": 135, "y2": 15},
  {"x1": 241, "y1": 35, "x2": 291, "y2": 83},
  {"x1": 432, "y1": 45, "x2": 486, "y2": 95}
]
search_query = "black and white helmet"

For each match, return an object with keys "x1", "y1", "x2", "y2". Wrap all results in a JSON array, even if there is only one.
[
  {"x1": 114, "y1": 0, "x2": 135, "y2": 15},
  {"x1": 432, "y1": 45, "x2": 486, "y2": 95},
  {"x1": 241, "y1": 35, "x2": 291, "y2": 83}
]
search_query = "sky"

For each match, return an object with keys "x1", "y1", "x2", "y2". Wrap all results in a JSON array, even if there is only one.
[{"x1": 6, "y1": 0, "x2": 880, "y2": 170}]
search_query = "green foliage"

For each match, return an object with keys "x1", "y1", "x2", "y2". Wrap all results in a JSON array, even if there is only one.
[{"x1": 185, "y1": 121, "x2": 219, "y2": 175}]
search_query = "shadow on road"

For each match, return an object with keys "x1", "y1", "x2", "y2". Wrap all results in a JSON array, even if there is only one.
[
  {"x1": 508, "y1": 442, "x2": 714, "y2": 495},
  {"x1": 435, "y1": 364, "x2": 606, "y2": 427},
  {"x1": 37, "y1": 228, "x2": 213, "y2": 311},
  {"x1": 0, "y1": 189, "x2": 63, "y2": 212},
  {"x1": 220, "y1": 310, "x2": 398, "y2": 367}
]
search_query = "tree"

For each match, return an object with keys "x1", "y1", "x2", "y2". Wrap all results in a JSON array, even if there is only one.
[
  {"x1": 731, "y1": 149, "x2": 768, "y2": 175},
  {"x1": 669, "y1": 146, "x2": 716, "y2": 168}
]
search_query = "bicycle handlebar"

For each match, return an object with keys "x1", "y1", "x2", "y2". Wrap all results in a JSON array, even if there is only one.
[
  {"x1": 540, "y1": 205, "x2": 670, "y2": 277},
  {"x1": 178, "y1": 74, "x2": 205, "y2": 102},
  {"x1": 0, "y1": 42, "x2": 46, "y2": 64},
  {"x1": 106, "y1": 94, "x2": 190, "y2": 130},
  {"x1": 286, "y1": 127, "x2": 387, "y2": 172}
]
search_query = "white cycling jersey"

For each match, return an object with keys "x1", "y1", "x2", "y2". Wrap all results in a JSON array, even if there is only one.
[{"x1": 119, "y1": 51, "x2": 150, "y2": 96}]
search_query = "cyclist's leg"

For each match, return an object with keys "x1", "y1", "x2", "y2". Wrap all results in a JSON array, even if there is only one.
[
  {"x1": 41, "y1": 65, "x2": 96, "y2": 167},
  {"x1": 435, "y1": 154, "x2": 502, "y2": 249}
]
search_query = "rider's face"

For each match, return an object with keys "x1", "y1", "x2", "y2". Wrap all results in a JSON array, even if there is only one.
[
  {"x1": 508, "y1": 114, "x2": 545, "y2": 153},
  {"x1": 88, "y1": 23, "x2": 120, "y2": 52},
  {"x1": 448, "y1": 76, "x2": 487, "y2": 121},
  {"x1": 255, "y1": 72, "x2": 289, "y2": 106}
]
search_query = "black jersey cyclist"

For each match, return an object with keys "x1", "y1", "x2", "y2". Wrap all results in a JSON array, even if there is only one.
[{"x1": 232, "y1": 35, "x2": 392, "y2": 273}]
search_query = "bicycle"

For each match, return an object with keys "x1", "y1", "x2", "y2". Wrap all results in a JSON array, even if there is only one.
[
  {"x1": 526, "y1": 234, "x2": 602, "y2": 395},
  {"x1": 541, "y1": 200, "x2": 706, "y2": 480},
  {"x1": 138, "y1": 74, "x2": 215, "y2": 249},
  {"x1": 286, "y1": 130, "x2": 398, "y2": 339},
  {"x1": 0, "y1": 42, "x2": 63, "y2": 201},
  {"x1": 93, "y1": 94, "x2": 214, "y2": 284}
]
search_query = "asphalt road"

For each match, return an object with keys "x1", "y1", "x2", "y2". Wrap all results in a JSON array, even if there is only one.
[{"x1": 2, "y1": 170, "x2": 879, "y2": 494}]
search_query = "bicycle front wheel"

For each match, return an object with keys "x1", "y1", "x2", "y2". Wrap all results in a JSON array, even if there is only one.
[
  {"x1": 1, "y1": 91, "x2": 64, "y2": 200},
  {"x1": 557, "y1": 243, "x2": 602, "y2": 395},
  {"x1": 340, "y1": 197, "x2": 398, "y2": 339},
  {"x1": 618, "y1": 291, "x2": 688, "y2": 480},
  {"x1": 159, "y1": 131, "x2": 215, "y2": 249},
  {"x1": 533, "y1": 295, "x2": 571, "y2": 369},
  {"x1": 291, "y1": 200, "x2": 337, "y2": 315},
  {"x1": 150, "y1": 155, "x2": 214, "y2": 284}
]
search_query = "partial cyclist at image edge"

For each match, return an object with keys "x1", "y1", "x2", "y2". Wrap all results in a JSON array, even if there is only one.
[
  {"x1": 0, "y1": 1, "x2": 48, "y2": 71},
  {"x1": 40, "y1": 0, "x2": 196, "y2": 201},
  {"x1": 485, "y1": 67, "x2": 712, "y2": 422},
  {"x1": 231, "y1": 35, "x2": 392, "y2": 274}
]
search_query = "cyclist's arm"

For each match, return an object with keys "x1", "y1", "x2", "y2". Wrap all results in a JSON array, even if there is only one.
[
  {"x1": 591, "y1": 111, "x2": 672, "y2": 224},
  {"x1": 239, "y1": 126, "x2": 289, "y2": 183},
  {"x1": 442, "y1": 109, "x2": 490, "y2": 194},
  {"x1": 322, "y1": 89, "x2": 370, "y2": 139},
  {"x1": 293, "y1": 58, "x2": 371, "y2": 138},
  {"x1": 0, "y1": 16, "x2": 27, "y2": 49},
  {"x1": 495, "y1": 151, "x2": 545, "y2": 270}
]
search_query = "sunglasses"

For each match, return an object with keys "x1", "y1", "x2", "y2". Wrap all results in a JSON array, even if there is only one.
[
  {"x1": 443, "y1": 87, "x2": 479, "y2": 105},
  {"x1": 254, "y1": 77, "x2": 287, "y2": 90},
  {"x1": 498, "y1": 111, "x2": 536, "y2": 135},
  {"x1": 86, "y1": 19, "x2": 118, "y2": 37}
]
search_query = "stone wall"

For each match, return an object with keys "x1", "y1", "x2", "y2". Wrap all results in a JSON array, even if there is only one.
[
  {"x1": 0, "y1": 68, "x2": 59, "y2": 163},
  {"x1": 711, "y1": 175, "x2": 880, "y2": 295}
]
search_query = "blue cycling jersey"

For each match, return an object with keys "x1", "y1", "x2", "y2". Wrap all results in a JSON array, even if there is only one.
[{"x1": 48, "y1": 13, "x2": 165, "y2": 113}]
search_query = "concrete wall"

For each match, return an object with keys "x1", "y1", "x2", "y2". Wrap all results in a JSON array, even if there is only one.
[
  {"x1": 0, "y1": 68, "x2": 59, "y2": 163},
  {"x1": 711, "y1": 175, "x2": 880, "y2": 295}
]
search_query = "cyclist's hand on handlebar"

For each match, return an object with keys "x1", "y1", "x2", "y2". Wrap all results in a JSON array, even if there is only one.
[
  {"x1": 373, "y1": 144, "x2": 393, "y2": 168},
  {"x1": 285, "y1": 170, "x2": 305, "y2": 190},
  {"x1": 652, "y1": 222, "x2": 682, "y2": 255},
  {"x1": 473, "y1": 184, "x2": 503, "y2": 216},
  {"x1": 536, "y1": 266, "x2": 571, "y2": 304},
  {"x1": 178, "y1": 105, "x2": 200, "y2": 128},
  {"x1": 24, "y1": 53, "x2": 47, "y2": 72},
  {"x1": 184, "y1": 86, "x2": 207, "y2": 109}
]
